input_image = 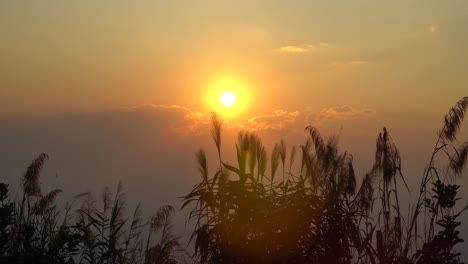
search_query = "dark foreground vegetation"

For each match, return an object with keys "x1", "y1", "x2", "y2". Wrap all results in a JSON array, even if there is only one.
[
  {"x1": 1, "y1": 97, "x2": 468, "y2": 264},
  {"x1": 184, "y1": 97, "x2": 468, "y2": 264},
  {"x1": 0, "y1": 158, "x2": 184, "y2": 264}
]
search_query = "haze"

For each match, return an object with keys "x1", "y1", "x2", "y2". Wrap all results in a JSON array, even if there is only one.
[{"x1": 1, "y1": 1, "x2": 467, "y2": 261}]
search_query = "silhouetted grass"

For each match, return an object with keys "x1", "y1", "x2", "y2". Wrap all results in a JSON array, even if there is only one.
[
  {"x1": 1, "y1": 97, "x2": 467, "y2": 264},
  {"x1": 0, "y1": 158, "x2": 185, "y2": 264},
  {"x1": 183, "y1": 97, "x2": 468, "y2": 264}
]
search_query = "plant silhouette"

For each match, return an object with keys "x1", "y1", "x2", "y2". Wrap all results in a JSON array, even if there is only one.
[
  {"x1": 183, "y1": 97, "x2": 468, "y2": 264},
  {"x1": 0, "y1": 157, "x2": 184, "y2": 264},
  {"x1": 0, "y1": 97, "x2": 467, "y2": 263}
]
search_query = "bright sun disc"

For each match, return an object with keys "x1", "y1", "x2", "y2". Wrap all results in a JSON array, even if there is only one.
[
  {"x1": 220, "y1": 92, "x2": 236, "y2": 107},
  {"x1": 207, "y1": 78, "x2": 248, "y2": 117}
]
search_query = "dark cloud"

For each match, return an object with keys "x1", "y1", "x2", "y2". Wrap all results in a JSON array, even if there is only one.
[{"x1": 0, "y1": 105, "x2": 211, "y2": 247}]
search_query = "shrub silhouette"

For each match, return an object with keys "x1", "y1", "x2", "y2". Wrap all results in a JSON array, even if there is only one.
[
  {"x1": 183, "y1": 97, "x2": 468, "y2": 264},
  {"x1": 0, "y1": 157, "x2": 183, "y2": 264}
]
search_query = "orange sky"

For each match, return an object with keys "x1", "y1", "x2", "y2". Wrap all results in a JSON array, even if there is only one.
[
  {"x1": 1, "y1": 1, "x2": 468, "y2": 123},
  {"x1": 1, "y1": 1, "x2": 468, "y2": 250},
  {"x1": 1, "y1": 0, "x2": 467, "y2": 188}
]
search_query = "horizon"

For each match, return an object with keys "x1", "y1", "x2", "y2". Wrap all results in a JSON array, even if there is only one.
[{"x1": 1, "y1": 1, "x2": 468, "y2": 263}]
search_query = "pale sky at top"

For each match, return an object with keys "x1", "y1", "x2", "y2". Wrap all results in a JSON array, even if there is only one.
[{"x1": 1, "y1": 0, "x2": 468, "y2": 119}]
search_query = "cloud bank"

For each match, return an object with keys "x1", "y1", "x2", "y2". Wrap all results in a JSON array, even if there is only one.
[{"x1": 247, "y1": 110, "x2": 300, "y2": 130}]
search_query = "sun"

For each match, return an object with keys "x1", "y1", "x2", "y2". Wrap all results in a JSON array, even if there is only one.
[
  {"x1": 207, "y1": 78, "x2": 248, "y2": 117},
  {"x1": 220, "y1": 91, "x2": 236, "y2": 107}
]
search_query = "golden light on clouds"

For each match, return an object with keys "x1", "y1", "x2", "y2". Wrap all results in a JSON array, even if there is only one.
[
  {"x1": 276, "y1": 45, "x2": 309, "y2": 53},
  {"x1": 208, "y1": 78, "x2": 249, "y2": 117},
  {"x1": 275, "y1": 43, "x2": 328, "y2": 53}
]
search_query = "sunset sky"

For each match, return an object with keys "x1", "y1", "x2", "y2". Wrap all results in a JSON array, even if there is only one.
[
  {"x1": 2, "y1": 1, "x2": 468, "y2": 117},
  {"x1": 1, "y1": 0, "x2": 468, "y2": 253}
]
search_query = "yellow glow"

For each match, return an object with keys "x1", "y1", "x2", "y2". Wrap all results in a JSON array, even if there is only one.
[
  {"x1": 207, "y1": 78, "x2": 248, "y2": 117},
  {"x1": 220, "y1": 92, "x2": 236, "y2": 107}
]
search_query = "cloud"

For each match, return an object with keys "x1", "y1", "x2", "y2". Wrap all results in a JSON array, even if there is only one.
[
  {"x1": 429, "y1": 24, "x2": 440, "y2": 33},
  {"x1": 247, "y1": 110, "x2": 300, "y2": 130},
  {"x1": 125, "y1": 104, "x2": 207, "y2": 136},
  {"x1": 274, "y1": 43, "x2": 329, "y2": 53},
  {"x1": 276, "y1": 45, "x2": 309, "y2": 53},
  {"x1": 0, "y1": 104, "x2": 214, "y2": 248},
  {"x1": 307, "y1": 106, "x2": 375, "y2": 125},
  {"x1": 240, "y1": 105, "x2": 373, "y2": 131}
]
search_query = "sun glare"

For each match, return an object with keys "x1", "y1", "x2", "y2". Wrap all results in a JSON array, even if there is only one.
[
  {"x1": 208, "y1": 78, "x2": 248, "y2": 117},
  {"x1": 220, "y1": 92, "x2": 236, "y2": 107}
]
